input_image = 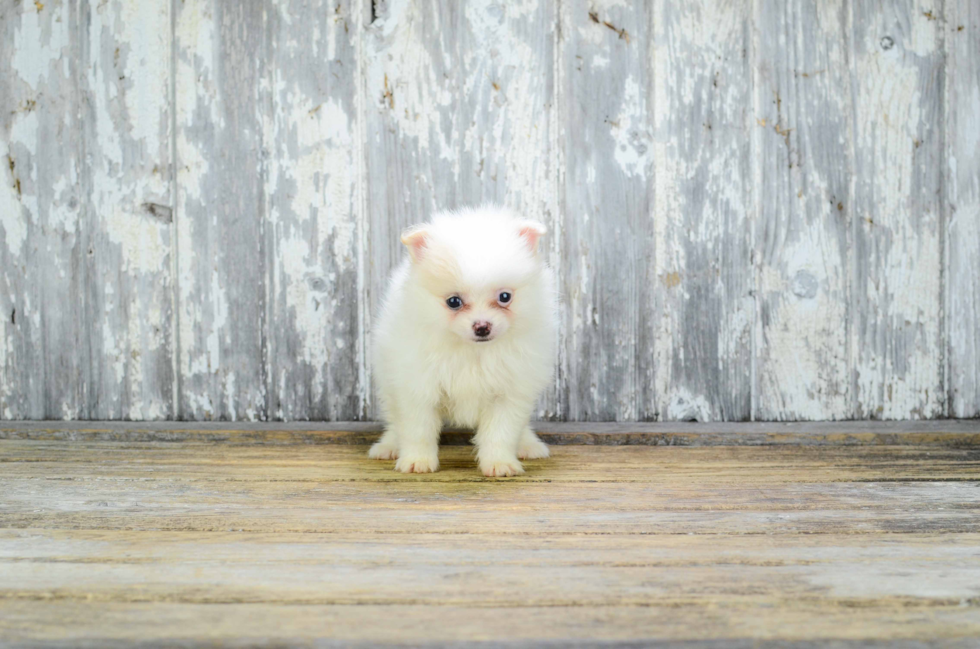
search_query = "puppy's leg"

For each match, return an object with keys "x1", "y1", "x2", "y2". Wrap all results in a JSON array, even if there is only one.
[
  {"x1": 368, "y1": 429, "x2": 399, "y2": 460},
  {"x1": 474, "y1": 400, "x2": 534, "y2": 477},
  {"x1": 369, "y1": 390, "x2": 401, "y2": 460},
  {"x1": 392, "y1": 398, "x2": 442, "y2": 474},
  {"x1": 516, "y1": 427, "x2": 550, "y2": 460}
]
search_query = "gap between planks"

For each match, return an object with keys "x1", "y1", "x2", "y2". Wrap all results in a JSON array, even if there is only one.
[{"x1": 1, "y1": 420, "x2": 979, "y2": 446}]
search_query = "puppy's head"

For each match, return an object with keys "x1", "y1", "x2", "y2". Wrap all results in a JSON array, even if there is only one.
[{"x1": 401, "y1": 207, "x2": 548, "y2": 345}]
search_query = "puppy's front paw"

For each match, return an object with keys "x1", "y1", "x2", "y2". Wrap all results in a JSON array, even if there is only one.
[
  {"x1": 368, "y1": 441, "x2": 399, "y2": 460},
  {"x1": 517, "y1": 435, "x2": 550, "y2": 460},
  {"x1": 394, "y1": 454, "x2": 439, "y2": 474},
  {"x1": 480, "y1": 457, "x2": 525, "y2": 478}
]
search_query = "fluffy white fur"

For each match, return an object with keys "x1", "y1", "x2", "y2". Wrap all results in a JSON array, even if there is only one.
[{"x1": 369, "y1": 206, "x2": 557, "y2": 477}]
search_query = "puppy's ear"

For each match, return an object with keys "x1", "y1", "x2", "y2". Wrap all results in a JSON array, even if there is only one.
[
  {"x1": 400, "y1": 225, "x2": 430, "y2": 263},
  {"x1": 517, "y1": 220, "x2": 547, "y2": 254}
]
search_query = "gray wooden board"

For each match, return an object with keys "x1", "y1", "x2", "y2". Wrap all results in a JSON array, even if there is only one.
[
  {"x1": 262, "y1": 0, "x2": 364, "y2": 421},
  {"x1": 174, "y1": 0, "x2": 268, "y2": 420},
  {"x1": 0, "y1": 1, "x2": 174, "y2": 420},
  {"x1": 1, "y1": 0, "x2": 978, "y2": 423},
  {"x1": 946, "y1": 1, "x2": 980, "y2": 418},
  {"x1": 849, "y1": 0, "x2": 944, "y2": 419},
  {"x1": 559, "y1": 0, "x2": 650, "y2": 421},
  {"x1": 78, "y1": 1, "x2": 175, "y2": 420},
  {"x1": 0, "y1": 1, "x2": 74, "y2": 420},
  {"x1": 651, "y1": 0, "x2": 753, "y2": 422},
  {"x1": 753, "y1": 0, "x2": 851, "y2": 420},
  {"x1": 174, "y1": 0, "x2": 364, "y2": 421}
]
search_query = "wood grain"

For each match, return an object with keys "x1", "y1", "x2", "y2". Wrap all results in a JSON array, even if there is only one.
[
  {"x1": 3, "y1": 601, "x2": 977, "y2": 647},
  {"x1": 849, "y1": 0, "x2": 944, "y2": 419},
  {"x1": 4, "y1": 419, "x2": 980, "y2": 447},
  {"x1": 651, "y1": 0, "x2": 753, "y2": 422},
  {"x1": 4, "y1": 530, "x2": 980, "y2": 604},
  {"x1": 945, "y1": 1, "x2": 980, "y2": 418},
  {"x1": 559, "y1": 0, "x2": 650, "y2": 421},
  {"x1": 0, "y1": 0, "x2": 78, "y2": 419},
  {"x1": 174, "y1": 0, "x2": 268, "y2": 420},
  {"x1": 263, "y1": 0, "x2": 364, "y2": 420},
  {"x1": 2, "y1": 0, "x2": 978, "y2": 423},
  {"x1": 2, "y1": 440, "x2": 979, "y2": 488},
  {"x1": 78, "y1": 0, "x2": 176, "y2": 419},
  {"x1": 1, "y1": 434, "x2": 979, "y2": 645},
  {"x1": 0, "y1": 0, "x2": 174, "y2": 419},
  {"x1": 753, "y1": 0, "x2": 851, "y2": 420}
]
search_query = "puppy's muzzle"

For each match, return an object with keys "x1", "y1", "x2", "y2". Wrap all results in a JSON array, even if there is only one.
[{"x1": 472, "y1": 321, "x2": 492, "y2": 340}]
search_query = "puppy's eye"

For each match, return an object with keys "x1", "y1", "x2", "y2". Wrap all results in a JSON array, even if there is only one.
[
  {"x1": 497, "y1": 291, "x2": 512, "y2": 306},
  {"x1": 446, "y1": 296, "x2": 463, "y2": 310}
]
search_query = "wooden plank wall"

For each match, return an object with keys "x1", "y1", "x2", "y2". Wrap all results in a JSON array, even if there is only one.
[{"x1": 0, "y1": 0, "x2": 977, "y2": 422}]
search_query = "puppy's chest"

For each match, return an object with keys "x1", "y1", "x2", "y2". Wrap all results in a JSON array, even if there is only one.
[
  {"x1": 437, "y1": 370, "x2": 497, "y2": 427},
  {"x1": 436, "y1": 352, "x2": 515, "y2": 405}
]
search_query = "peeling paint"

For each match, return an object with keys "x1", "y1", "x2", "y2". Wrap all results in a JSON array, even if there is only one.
[
  {"x1": 755, "y1": 0, "x2": 851, "y2": 421},
  {"x1": 652, "y1": 0, "x2": 752, "y2": 422},
  {"x1": 272, "y1": 1, "x2": 361, "y2": 420},
  {"x1": 946, "y1": 0, "x2": 980, "y2": 416},
  {"x1": 1, "y1": 0, "x2": 974, "y2": 422},
  {"x1": 611, "y1": 76, "x2": 651, "y2": 179},
  {"x1": 851, "y1": 0, "x2": 943, "y2": 419},
  {"x1": 175, "y1": 0, "x2": 267, "y2": 420},
  {"x1": 561, "y1": 0, "x2": 647, "y2": 421},
  {"x1": 2, "y1": 0, "x2": 175, "y2": 419}
]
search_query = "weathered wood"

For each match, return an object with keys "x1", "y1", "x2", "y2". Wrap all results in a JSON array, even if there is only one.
[
  {"x1": 2, "y1": 601, "x2": 977, "y2": 648},
  {"x1": 559, "y1": 0, "x2": 650, "y2": 421},
  {"x1": 3, "y1": 440, "x2": 979, "y2": 486},
  {"x1": 4, "y1": 468, "x2": 980, "y2": 534},
  {"x1": 1, "y1": 436, "x2": 979, "y2": 645},
  {"x1": 753, "y1": 0, "x2": 851, "y2": 420},
  {"x1": 80, "y1": 0, "x2": 176, "y2": 419},
  {"x1": 0, "y1": 0, "x2": 174, "y2": 419},
  {"x1": 174, "y1": 0, "x2": 268, "y2": 420},
  {"x1": 651, "y1": 0, "x2": 753, "y2": 421},
  {"x1": 946, "y1": 1, "x2": 980, "y2": 418},
  {"x1": 0, "y1": 1, "x2": 75, "y2": 419},
  {"x1": 174, "y1": 0, "x2": 365, "y2": 421},
  {"x1": 263, "y1": 0, "x2": 364, "y2": 420},
  {"x1": 3, "y1": 0, "x2": 980, "y2": 424},
  {"x1": 363, "y1": 0, "x2": 558, "y2": 419},
  {"x1": 4, "y1": 530, "x2": 980, "y2": 603},
  {"x1": 849, "y1": 0, "x2": 944, "y2": 419},
  {"x1": 9, "y1": 475, "x2": 980, "y2": 516},
  {"x1": 3, "y1": 419, "x2": 980, "y2": 447}
]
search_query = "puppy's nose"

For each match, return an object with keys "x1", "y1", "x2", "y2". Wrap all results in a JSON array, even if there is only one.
[{"x1": 473, "y1": 321, "x2": 492, "y2": 338}]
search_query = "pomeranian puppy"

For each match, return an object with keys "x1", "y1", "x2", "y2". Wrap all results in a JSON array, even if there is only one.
[{"x1": 370, "y1": 206, "x2": 557, "y2": 476}]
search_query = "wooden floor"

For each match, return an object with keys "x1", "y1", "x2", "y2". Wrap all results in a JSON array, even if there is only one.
[{"x1": 2, "y1": 422, "x2": 980, "y2": 648}]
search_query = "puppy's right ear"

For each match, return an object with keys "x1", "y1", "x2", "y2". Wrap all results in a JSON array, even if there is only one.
[{"x1": 400, "y1": 225, "x2": 429, "y2": 263}]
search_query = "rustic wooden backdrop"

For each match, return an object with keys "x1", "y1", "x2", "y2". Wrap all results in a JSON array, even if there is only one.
[{"x1": 1, "y1": 0, "x2": 977, "y2": 422}]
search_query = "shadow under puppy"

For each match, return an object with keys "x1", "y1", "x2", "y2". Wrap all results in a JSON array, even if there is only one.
[{"x1": 370, "y1": 206, "x2": 558, "y2": 476}]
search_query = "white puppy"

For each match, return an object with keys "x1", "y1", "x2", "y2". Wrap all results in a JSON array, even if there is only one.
[{"x1": 369, "y1": 206, "x2": 557, "y2": 477}]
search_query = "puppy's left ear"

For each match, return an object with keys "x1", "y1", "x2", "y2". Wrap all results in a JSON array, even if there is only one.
[
  {"x1": 400, "y1": 225, "x2": 430, "y2": 263},
  {"x1": 518, "y1": 220, "x2": 547, "y2": 254}
]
